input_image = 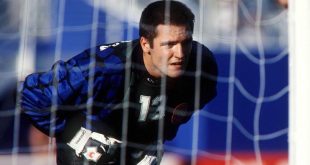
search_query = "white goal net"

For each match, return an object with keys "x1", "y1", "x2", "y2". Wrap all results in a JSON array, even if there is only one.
[{"x1": 0, "y1": 0, "x2": 292, "y2": 165}]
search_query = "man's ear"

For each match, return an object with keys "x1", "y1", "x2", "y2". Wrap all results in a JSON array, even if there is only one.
[{"x1": 140, "y1": 37, "x2": 151, "y2": 54}]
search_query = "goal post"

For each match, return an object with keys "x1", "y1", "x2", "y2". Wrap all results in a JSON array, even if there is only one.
[{"x1": 289, "y1": 0, "x2": 310, "y2": 164}]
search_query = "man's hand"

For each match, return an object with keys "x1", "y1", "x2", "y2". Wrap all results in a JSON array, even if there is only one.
[{"x1": 67, "y1": 127, "x2": 121, "y2": 163}]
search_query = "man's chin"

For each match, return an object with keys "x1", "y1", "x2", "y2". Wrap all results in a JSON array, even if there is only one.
[{"x1": 166, "y1": 71, "x2": 184, "y2": 78}]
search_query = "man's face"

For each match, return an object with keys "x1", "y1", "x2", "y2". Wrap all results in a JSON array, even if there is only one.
[{"x1": 141, "y1": 24, "x2": 193, "y2": 78}]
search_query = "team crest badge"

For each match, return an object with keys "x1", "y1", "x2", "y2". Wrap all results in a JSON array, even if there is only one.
[{"x1": 171, "y1": 103, "x2": 191, "y2": 124}]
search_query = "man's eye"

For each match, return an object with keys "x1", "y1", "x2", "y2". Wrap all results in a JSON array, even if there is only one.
[
  {"x1": 161, "y1": 43, "x2": 173, "y2": 48},
  {"x1": 166, "y1": 44, "x2": 174, "y2": 48}
]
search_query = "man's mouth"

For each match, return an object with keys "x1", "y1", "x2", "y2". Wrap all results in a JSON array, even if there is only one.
[{"x1": 170, "y1": 61, "x2": 183, "y2": 66}]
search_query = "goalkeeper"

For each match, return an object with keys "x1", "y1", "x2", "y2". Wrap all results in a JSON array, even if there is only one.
[{"x1": 20, "y1": 1, "x2": 218, "y2": 164}]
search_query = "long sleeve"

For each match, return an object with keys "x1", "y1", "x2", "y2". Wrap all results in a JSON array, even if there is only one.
[
  {"x1": 20, "y1": 43, "x2": 128, "y2": 135},
  {"x1": 20, "y1": 51, "x2": 90, "y2": 135}
]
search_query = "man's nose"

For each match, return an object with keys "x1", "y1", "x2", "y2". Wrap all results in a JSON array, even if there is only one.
[{"x1": 174, "y1": 44, "x2": 184, "y2": 59}]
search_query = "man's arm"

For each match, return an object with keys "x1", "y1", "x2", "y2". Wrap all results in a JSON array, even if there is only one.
[
  {"x1": 20, "y1": 51, "x2": 90, "y2": 135},
  {"x1": 20, "y1": 41, "x2": 131, "y2": 136}
]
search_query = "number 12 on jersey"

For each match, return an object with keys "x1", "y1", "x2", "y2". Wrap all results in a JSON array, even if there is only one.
[{"x1": 139, "y1": 95, "x2": 151, "y2": 121}]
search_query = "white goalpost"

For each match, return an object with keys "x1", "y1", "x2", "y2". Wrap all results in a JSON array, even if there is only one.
[{"x1": 289, "y1": 0, "x2": 310, "y2": 164}]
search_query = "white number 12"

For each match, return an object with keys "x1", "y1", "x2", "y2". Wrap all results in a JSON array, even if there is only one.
[{"x1": 139, "y1": 95, "x2": 151, "y2": 121}]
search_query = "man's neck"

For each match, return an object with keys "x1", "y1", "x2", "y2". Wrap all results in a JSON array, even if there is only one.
[{"x1": 142, "y1": 52, "x2": 162, "y2": 78}]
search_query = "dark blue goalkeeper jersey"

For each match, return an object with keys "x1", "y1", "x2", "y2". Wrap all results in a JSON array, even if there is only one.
[{"x1": 20, "y1": 39, "x2": 217, "y2": 164}]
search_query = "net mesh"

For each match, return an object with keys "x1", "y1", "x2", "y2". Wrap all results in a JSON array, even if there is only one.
[{"x1": 0, "y1": 0, "x2": 288, "y2": 164}]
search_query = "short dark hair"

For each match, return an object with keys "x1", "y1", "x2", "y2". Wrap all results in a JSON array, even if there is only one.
[{"x1": 139, "y1": 0, "x2": 195, "y2": 46}]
